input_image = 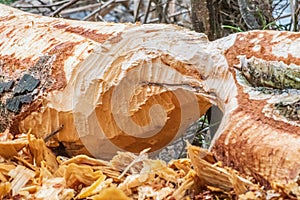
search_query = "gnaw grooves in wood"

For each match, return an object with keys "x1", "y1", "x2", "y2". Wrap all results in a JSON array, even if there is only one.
[{"x1": 0, "y1": 4, "x2": 299, "y2": 188}]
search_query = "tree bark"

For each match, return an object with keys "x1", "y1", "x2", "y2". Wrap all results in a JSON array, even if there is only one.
[
  {"x1": 190, "y1": 0, "x2": 222, "y2": 40},
  {"x1": 238, "y1": 0, "x2": 260, "y2": 29},
  {"x1": 0, "y1": 5, "x2": 300, "y2": 187},
  {"x1": 190, "y1": 0, "x2": 209, "y2": 33}
]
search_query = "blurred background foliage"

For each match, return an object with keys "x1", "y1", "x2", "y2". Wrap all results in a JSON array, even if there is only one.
[
  {"x1": 0, "y1": 0, "x2": 17, "y2": 4},
  {"x1": 4, "y1": 0, "x2": 298, "y2": 37}
]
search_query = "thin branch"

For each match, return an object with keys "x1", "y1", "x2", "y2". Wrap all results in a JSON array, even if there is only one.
[
  {"x1": 48, "y1": 0, "x2": 81, "y2": 17},
  {"x1": 148, "y1": 9, "x2": 189, "y2": 23},
  {"x1": 169, "y1": 9, "x2": 190, "y2": 18},
  {"x1": 43, "y1": 125, "x2": 64, "y2": 142},
  {"x1": 290, "y1": 0, "x2": 299, "y2": 31},
  {"x1": 14, "y1": 0, "x2": 69, "y2": 9},
  {"x1": 163, "y1": 0, "x2": 170, "y2": 23},
  {"x1": 60, "y1": 3, "x2": 101, "y2": 15},
  {"x1": 82, "y1": 0, "x2": 115, "y2": 21},
  {"x1": 97, "y1": 14, "x2": 106, "y2": 22},
  {"x1": 273, "y1": 1, "x2": 290, "y2": 20},
  {"x1": 134, "y1": 0, "x2": 142, "y2": 22},
  {"x1": 143, "y1": 0, "x2": 152, "y2": 23}
]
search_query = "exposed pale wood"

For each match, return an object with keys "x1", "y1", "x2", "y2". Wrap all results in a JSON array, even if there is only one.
[{"x1": 0, "y1": 5, "x2": 299, "y2": 188}]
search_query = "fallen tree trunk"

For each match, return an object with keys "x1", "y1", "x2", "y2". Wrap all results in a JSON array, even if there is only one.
[{"x1": 0, "y1": 4, "x2": 299, "y2": 187}]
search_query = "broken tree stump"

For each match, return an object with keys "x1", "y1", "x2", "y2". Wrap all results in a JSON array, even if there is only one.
[{"x1": 0, "y1": 4, "x2": 299, "y2": 187}]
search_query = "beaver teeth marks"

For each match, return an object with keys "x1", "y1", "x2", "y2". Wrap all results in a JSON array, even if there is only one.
[{"x1": 239, "y1": 56, "x2": 300, "y2": 90}]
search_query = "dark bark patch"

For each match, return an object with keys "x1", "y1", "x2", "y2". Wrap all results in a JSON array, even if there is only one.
[
  {"x1": 6, "y1": 96, "x2": 21, "y2": 113},
  {"x1": 4, "y1": 73, "x2": 40, "y2": 113},
  {"x1": 13, "y1": 74, "x2": 40, "y2": 95},
  {"x1": 6, "y1": 94, "x2": 34, "y2": 113},
  {"x1": 0, "y1": 80, "x2": 14, "y2": 94}
]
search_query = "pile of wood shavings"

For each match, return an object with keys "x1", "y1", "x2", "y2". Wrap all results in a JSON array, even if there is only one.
[{"x1": 0, "y1": 130, "x2": 298, "y2": 200}]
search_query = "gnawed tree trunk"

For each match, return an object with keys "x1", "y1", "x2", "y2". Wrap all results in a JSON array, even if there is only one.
[{"x1": 0, "y1": 4, "x2": 299, "y2": 187}]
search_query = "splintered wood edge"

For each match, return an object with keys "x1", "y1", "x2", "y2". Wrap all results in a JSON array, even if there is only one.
[{"x1": 0, "y1": 5, "x2": 300, "y2": 186}]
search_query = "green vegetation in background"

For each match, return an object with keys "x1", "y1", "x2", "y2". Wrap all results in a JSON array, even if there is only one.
[{"x1": 0, "y1": 0, "x2": 16, "y2": 5}]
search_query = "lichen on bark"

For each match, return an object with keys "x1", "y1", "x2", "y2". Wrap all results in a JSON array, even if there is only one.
[
  {"x1": 240, "y1": 56, "x2": 300, "y2": 89},
  {"x1": 274, "y1": 98, "x2": 300, "y2": 121}
]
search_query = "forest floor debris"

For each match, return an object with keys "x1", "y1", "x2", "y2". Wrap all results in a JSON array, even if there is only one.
[{"x1": 0, "y1": 131, "x2": 299, "y2": 199}]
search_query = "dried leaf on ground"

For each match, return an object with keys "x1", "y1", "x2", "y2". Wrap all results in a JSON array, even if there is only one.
[
  {"x1": 28, "y1": 137, "x2": 58, "y2": 172},
  {"x1": 0, "y1": 131, "x2": 298, "y2": 199},
  {"x1": 64, "y1": 163, "x2": 104, "y2": 188},
  {"x1": 0, "y1": 182, "x2": 11, "y2": 199},
  {"x1": 0, "y1": 139, "x2": 28, "y2": 159},
  {"x1": 187, "y1": 144, "x2": 256, "y2": 194},
  {"x1": 91, "y1": 187, "x2": 132, "y2": 200}
]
